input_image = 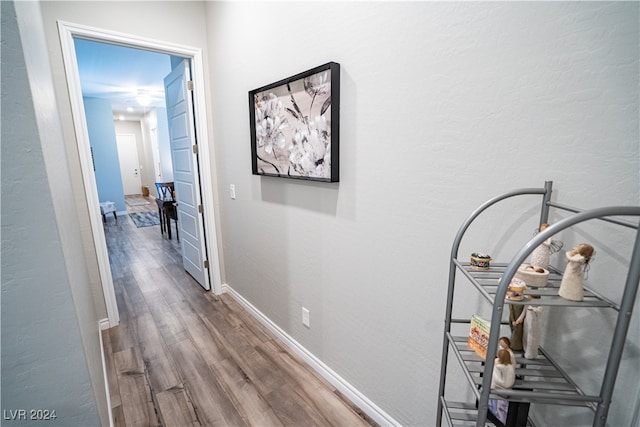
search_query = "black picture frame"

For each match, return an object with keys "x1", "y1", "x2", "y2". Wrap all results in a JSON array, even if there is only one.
[{"x1": 249, "y1": 62, "x2": 340, "y2": 182}]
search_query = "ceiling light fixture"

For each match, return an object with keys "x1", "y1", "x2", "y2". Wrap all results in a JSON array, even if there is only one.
[{"x1": 136, "y1": 91, "x2": 151, "y2": 106}]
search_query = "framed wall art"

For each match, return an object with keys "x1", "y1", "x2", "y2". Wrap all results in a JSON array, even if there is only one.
[{"x1": 249, "y1": 62, "x2": 340, "y2": 182}]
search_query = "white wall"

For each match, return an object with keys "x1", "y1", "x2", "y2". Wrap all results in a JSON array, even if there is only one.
[
  {"x1": 206, "y1": 2, "x2": 639, "y2": 425},
  {"x1": 2, "y1": 1, "x2": 105, "y2": 424}
]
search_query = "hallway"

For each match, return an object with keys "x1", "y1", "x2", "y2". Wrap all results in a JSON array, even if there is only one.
[{"x1": 101, "y1": 212, "x2": 374, "y2": 426}]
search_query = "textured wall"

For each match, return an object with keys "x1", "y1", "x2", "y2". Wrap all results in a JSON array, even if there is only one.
[
  {"x1": 85, "y1": 97, "x2": 127, "y2": 211},
  {"x1": 206, "y1": 2, "x2": 639, "y2": 425},
  {"x1": 1, "y1": 1, "x2": 103, "y2": 425}
]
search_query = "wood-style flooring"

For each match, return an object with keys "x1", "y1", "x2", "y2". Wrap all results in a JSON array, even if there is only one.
[{"x1": 102, "y1": 196, "x2": 375, "y2": 426}]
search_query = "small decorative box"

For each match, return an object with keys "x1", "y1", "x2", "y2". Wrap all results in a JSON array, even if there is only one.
[
  {"x1": 506, "y1": 278, "x2": 527, "y2": 301},
  {"x1": 470, "y1": 252, "x2": 492, "y2": 270}
]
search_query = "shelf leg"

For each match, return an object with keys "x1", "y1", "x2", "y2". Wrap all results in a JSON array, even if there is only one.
[
  {"x1": 594, "y1": 228, "x2": 640, "y2": 427},
  {"x1": 539, "y1": 181, "x2": 553, "y2": 225}
]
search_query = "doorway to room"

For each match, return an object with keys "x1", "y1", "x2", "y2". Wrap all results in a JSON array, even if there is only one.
[{"x1": 58, "y1": 21, "x2": 222, "y2": 327}]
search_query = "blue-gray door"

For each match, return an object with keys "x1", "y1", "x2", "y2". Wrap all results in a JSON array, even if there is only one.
[{"x1": 164, "y1": 59, "x2": 209, "y2": 290}]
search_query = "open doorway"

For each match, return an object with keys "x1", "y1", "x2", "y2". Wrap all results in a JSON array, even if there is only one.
[
  {"x1": 73, "y1": 37, "x2": 176, "y2": 209},
  {"x1": 58, "y1": 21, "x2": 223, "y2": 327}
]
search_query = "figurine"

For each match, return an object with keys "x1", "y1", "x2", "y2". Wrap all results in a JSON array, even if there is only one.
[
  {"x1": 530, "y1": 223, "x2": 563, "y2": 270},
  {"x1": 488, "y1": 346, "x2": 514, "y2": 423},
  {"x1": 508, "y1": 304, "x2": 524, "y2": 351},
  {"x1": 499, "y1": 336, "x2": 515, "y2": 365},
  {"x1": 558, "y1": 243, "x2": 595, "y2": 302},
  {"x1": 491, "y1": 349, "x2": 516, "y2": 389},
  {"x1": 515, "y1": 264, "x2": 550, "y2": 288},
  {"x1": 513, "y1": 303, "x2": 543, "y2": 359}
]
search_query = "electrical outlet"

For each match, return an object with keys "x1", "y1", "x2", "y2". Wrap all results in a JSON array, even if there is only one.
[
  {"x1": 302, "y1": 307, "x2": 310, "y2": 328},
  {"x1": 230, "y1": 184, "x2": 236, "y2": 199}
]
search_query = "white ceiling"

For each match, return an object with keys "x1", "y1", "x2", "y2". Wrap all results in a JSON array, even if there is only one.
[{"x1": 74, "y1": 38, "x2": 177, "y2": 120}]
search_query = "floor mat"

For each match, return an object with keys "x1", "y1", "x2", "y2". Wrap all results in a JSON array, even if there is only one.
[
  {"x1": 126, "y1": 196, "x2": 150, "y2": 206},
  {"x1": 129, "y1": 211, "x2": 160, "y2": 228}
]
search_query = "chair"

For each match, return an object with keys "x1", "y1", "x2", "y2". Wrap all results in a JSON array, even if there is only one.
[
  {"x1": 155, "y1": 182, "x2": 179, "y2": 241},
  {"x1": 99, "y1": 201, "x2": 117, "y2": 224}
]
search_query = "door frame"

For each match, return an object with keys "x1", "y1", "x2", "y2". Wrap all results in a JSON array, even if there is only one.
[{"x1": 58, "y1": 21, "x2": 223, "y2": 327}]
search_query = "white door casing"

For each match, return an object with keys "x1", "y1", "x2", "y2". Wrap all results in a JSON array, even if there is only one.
[
  {"x1": 116, "y1": 133, "x2": 142, "y2": 195},
  {"x1": 150, "y1": 127, "x2": 163, "y2": 181},
  {"x1": 57, "y1": 21, "x2": 223, "y2": 328},
  {"x1": 164, "y1": 60, "x2": 210, "y2": 290}
]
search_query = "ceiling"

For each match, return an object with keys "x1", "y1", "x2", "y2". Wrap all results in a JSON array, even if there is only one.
[{"x1": 74, "y1": 38, "x2": 177, "y2": 120}]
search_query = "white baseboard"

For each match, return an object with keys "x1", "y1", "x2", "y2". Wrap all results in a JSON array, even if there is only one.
[
  {"x1": 222, "y1": 284, "x2": 401, "y2": 427},
  {"x1": 99, "y1": 318, "x2": 111, "y2": 331},
  {"x1": 98, "y1": 321, "x2": 114, "y2": 427}
]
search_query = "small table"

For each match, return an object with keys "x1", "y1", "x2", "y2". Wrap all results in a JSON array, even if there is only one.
[{"x1": 99, "y1": 201, "x2": 117, "y2": 224}]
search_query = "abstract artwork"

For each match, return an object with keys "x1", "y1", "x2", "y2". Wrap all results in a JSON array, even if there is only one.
[{"x1": 249, "y1": 62, "x2": 340, "y2": 182}]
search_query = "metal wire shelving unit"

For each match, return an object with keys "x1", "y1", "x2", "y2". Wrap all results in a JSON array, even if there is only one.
[{"x1": 436, "y1": 181, "x2": 640, "y2": 427}]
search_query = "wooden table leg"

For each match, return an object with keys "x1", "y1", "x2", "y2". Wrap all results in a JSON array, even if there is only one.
[
  {"x1": 158, "y1": 206, "x2": 165, "y2": 234},
  {"x1": 165, "y1": 206, "x2": 172, "y2": 240}
]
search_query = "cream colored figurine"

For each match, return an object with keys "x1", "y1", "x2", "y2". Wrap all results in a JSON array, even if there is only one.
[
  {"x1": 558, "y1": 243, "x2": 595, "y2": 302},
  {"x1": 513, "y1": 304, "x2": 543, "y2": 359},
  {"x1": 499, "y1": 336, "x2": 515, "y2": 365},
  {"x1": 491, "y1": 349, "x2": 516, "y2": 389},
  {"x1": 530, "y1": 223, "x2": 563, "y2": 270}
]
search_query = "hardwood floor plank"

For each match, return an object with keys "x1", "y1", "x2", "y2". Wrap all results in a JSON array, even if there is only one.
[
  {"x1": 209, "y1": 357, "x2": 284, "y2": 427},
  {"x1": 218, "y1": 296, "x2": 273, "y2": 344},
  {"x1": 117, "y1": 276, "x2": 184, "y2": 394},
  {"x1": 133, "y1": 312, "x2": 183, "y2": 393},
  {"x1": 172, "y1": 298, "x2": 231, "y2": 367},
  {"x1": 167, "y1": 338, "x2": 247, "y2": 426},
  {"x1": 109, "y1": 281, "x2": 137, "y2": 354},
  {"x1": 155, "y1": 387, "x2": 201, "y2": 427},
  {"x1": 114, "y1": 347, "x2": 159, "y2": 426},
  {"x1": 257, "y1": 340, "x2": 371, "y2": 426},
  {"x1": 111, "y1": 405, "x2": 126, "y2": 427},
  {"x1": 265, "y1": 384, "x2": 329, "y2": 427},
  {"x1": 182, "y1": 295, "x2": 287, "y2": 395},
  {"x1": 142, "y1": 287, "x2": 190, "y2": 347},
  {"x1": 102, "y1": 207, "x2": 377, "y2": 427}
]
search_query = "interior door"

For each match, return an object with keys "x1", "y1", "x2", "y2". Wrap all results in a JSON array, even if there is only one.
[
  {"x1": 116, "y1": 133, "x2": 142, "y2": 195},
  {"x1": 164, "y1": 59, "x2": 210, "y2": 290}
]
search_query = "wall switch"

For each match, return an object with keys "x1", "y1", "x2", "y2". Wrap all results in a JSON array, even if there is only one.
[
  {"x1": 302, "y1": 307, "x2": 310, "y2": 328},
  {"x1": 230, "y1": 184, "x2": 236, "y2": 199}
]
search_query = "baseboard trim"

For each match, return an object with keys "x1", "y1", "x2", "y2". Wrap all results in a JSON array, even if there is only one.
[
  {"x1": 99, "y1": 318, "x2": 111, "y2": 331},
  {"x1": 222, "y1": 284, "x2": 400, "y2": 427},
  {"x1": 98, "y1": 322, "x2": 114, "y2": 427}
]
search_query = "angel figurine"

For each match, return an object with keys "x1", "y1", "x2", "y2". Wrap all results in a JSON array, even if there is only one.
[
  {"x1": 530, "y1": 223, "x2": 564, "y2": 270},
  {"x1": 558, "y1": 243, "x2": 595, "y2": 302}
]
